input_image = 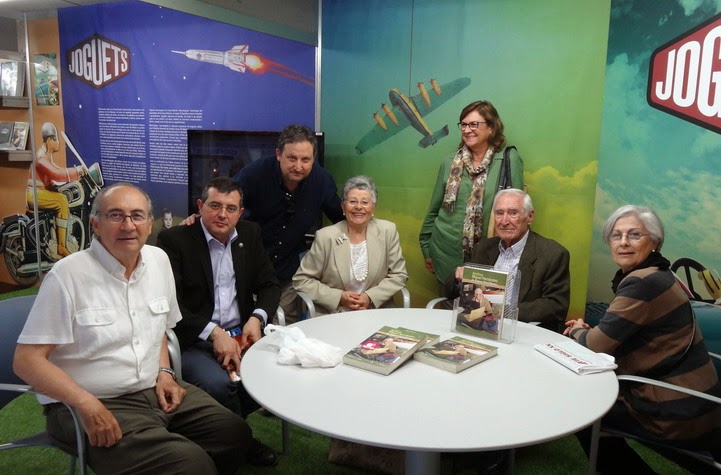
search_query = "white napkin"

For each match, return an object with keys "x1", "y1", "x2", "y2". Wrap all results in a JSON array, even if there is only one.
[
  {"x1": 534, "y1": 340, "x2": 617, "y2": 375},
  {"x1": 263, "y1": 324, "x2": 344, "y2": 367}
]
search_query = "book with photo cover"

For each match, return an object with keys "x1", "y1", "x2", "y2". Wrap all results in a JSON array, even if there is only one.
[
  {"x1": 454, "y1": 264, "x2": 510, "y2": 341},
  {"x1": 0, "y1": 122, "x2": 13, "y2": 146},
  {"x1": 343, "y1": 326, "x2": 428, "y2": 375},
  {"x1": 0, "y1": 59, "x2": 24, "y2": 97},
  {"x1": 414, "y1": 335, "x2": 498, "y2": 373},
  {"x1": 11, "y1": 121, "x2": 28, "y2": 150}
]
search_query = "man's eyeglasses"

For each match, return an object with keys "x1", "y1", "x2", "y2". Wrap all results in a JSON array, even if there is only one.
[
  {"x1": 457, "y1": 121, "x2": 487, "y2": 130},
  {"x1": 345, "y1": 199, "x2": 373, "y2": 208},
  {"x1": 494, "y1": 209, "x2": 521, "y2": 219},
  {"x1": 101, "y1": 211, "x2": 149, "y2": 224},
  {"x1": 205, "y1": 202, "x2": 240, "y2": 214},
  {"x1": 609, "y1": 231, "x2": 650, "y2": 242}
]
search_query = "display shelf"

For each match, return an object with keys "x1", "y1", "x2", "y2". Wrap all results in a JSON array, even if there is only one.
[
  {"x1": 0, "y1": 150, "x2": 32, "y2": 161},
  {"x1": 0, "y1": 96, "x2": 29, "y2": 108}
]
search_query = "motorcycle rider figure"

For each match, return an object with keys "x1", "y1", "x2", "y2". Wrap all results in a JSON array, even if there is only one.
[{"x1": 26, "y1": 122, "x2": 86, "y2": 259}]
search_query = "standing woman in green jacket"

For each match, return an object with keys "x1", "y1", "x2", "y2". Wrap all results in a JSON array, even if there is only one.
[{"x1": 419, "y1": 100, "x2": 524, "y2": 297}]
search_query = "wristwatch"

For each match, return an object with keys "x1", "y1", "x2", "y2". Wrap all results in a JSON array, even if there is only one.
[{"x1": 158, "y1": 367, "x2": 176, "y2": 381}]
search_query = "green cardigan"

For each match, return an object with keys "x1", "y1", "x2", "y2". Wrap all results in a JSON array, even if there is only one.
[{"x1": 419, "y1": 146, "x2": 524, "y2": 285}]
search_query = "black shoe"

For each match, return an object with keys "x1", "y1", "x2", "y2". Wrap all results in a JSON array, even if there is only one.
[{"x1": 247, "y1": 438, "x2": 278, "y2": 466}]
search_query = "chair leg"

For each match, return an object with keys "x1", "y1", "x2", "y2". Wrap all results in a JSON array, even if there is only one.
[
  {"x1": 67, "y1": 455, "x2": 76, "y2": 475},
  {"x1": 281, "y1": 419, "x2": 290, "y2": 454},
  {"x1": 588, "y1": 419, "x2": 601, "y2": 475}
]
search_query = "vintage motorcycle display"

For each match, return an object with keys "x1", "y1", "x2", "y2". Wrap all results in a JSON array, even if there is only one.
[{"x1": 0, "y1": 162, "x2": 103, "y2": 285}]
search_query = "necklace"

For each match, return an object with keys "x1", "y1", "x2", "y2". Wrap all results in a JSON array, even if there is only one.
[{"x1": 350, "y1": 241, "x2": 368, "y2": 282}]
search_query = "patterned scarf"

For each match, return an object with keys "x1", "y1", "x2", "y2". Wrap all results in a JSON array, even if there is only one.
[{"x1": 443, "y1": 145, "x2": 495, "y2": 258}]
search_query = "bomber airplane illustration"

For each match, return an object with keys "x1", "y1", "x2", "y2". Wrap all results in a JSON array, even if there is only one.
[{"x1": 355, "y1": 77, "x2": 471, "y2": 154}]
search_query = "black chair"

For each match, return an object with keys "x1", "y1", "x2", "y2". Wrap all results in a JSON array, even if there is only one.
[
  {"x1": 588, "y1": 352, "x2": 721, "y2": 474},
  {"x1": 0, "y1": 294, "x2": 87, "y2": 475}
]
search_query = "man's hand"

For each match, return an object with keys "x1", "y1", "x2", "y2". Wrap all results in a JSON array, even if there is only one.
[
  {"x1": 240, "y1": 316, "x2": 263, "y2": 349},
  {"x1": 179, "y1": 214, "x2": 199, "y2": 226},
  {"x1": 424, "y1": 258, "x2": 435, "y2": 273},
  {"x1": 155, "y1": 372, "x2": 186, "y2": 414},
  {"x1": 76, "y1": 397, "x2": 123, "y2": 447},
  {"x1": 340, "y1": 291, "x2": 370, "y2": 310},
  {"x1": 454, "y1": 266, "x2": 463, "y2": 281},
  {"x1": 210, "y1": 326, "x2": 241, "y2": 374}
]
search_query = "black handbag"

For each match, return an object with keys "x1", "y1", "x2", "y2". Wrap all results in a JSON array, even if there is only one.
[{"x1": 496, "y1": 145, "x2": 516, "y2": 191}]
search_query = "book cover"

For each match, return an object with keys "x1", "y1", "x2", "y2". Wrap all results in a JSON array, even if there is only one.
[
  {"x1": 343, "y1": 326, "x2": 427, "y2": 375},
  {"x1": 414, "y1": 335, "x2": 498, "y2": 373},
  {"x1": 0, "y1": 122, "x2": 14, "y2": 146},
  {"x1": 11, "y1": 121, "x2": 28, "y2": 150},
  {"x1": 395, "y1": 327, "x2": 440, "y2": 346},
  {"x1": 454, "y1": 265, "x2": 509, "y2": 340},
  {"x1": 0, "y1": 60, "x2": 21, "y2": 97}
]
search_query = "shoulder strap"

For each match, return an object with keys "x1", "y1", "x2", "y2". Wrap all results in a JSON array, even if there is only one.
[{"x1": 497, "y1": 146, "x2": 516, "y2": 191}]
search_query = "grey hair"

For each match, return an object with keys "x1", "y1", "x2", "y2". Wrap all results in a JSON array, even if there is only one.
[
  {"x1": 342, "y1": 175, "x2": 378, "y2": 203},
  {"x1": 90, "y1": 183, "x2": 153, "y2": 220},
  {"x1": 492, "y1": 188, "x2": 533, "y2": 215},
  {"x1": 602, "y1": 204, "x2": 664, "y2": 249}
]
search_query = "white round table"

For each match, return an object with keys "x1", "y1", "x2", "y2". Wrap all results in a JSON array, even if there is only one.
[{"x1": 241, "y1": 308, "x2": 618, "y2": 474}]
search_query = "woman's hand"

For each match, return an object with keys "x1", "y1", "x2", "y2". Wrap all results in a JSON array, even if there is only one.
[
  {"x1": 563, "y1": 318, "x2": 590, "y2": 338},
  {"x1": 340, "y1": 291, "x2": 370, "y2": 310},
  {"x1": 424, "y1": 258, "x2": 435, "y2": 273}
]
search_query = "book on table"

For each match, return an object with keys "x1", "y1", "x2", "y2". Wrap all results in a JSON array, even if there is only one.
[
  {"x1": 343, "y1": 326, "x2": 434, "y2": 375},
  {"x1": 414, "y1": 335, "x2": 498, "y2": 373},
  {"x1": 453, "y1": 264, "x2": 519, "y2": 343}
]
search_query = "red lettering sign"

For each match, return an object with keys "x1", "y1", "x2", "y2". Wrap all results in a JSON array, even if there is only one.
[
  {"x1": 66, "y1": 34, "x2": 130, "y2": 89},
  {"x1": 648, "y1": 12, "x2": 721, "y2": 133}
]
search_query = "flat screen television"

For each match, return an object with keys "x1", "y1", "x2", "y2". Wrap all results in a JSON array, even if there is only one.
[{"x1": 187, "y1": 129, "x2": 325, "y2": 215}]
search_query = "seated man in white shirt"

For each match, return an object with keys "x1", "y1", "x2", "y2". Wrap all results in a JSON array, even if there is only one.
[
  {"x1": 453, "y1": 188, "x2": 570, "y2": 332},
  {"x1": 13, "y1": 183, "x2": 262, "y2": 474}
]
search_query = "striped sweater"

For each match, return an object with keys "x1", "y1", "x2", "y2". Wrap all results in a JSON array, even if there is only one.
[{"x1": 575, "y1": 266, "x2": 721, "y2": 448}]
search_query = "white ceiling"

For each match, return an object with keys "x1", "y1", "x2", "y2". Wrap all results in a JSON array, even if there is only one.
[{"x1": 0, "y1": 0, "x2": 317, "y2": 34}]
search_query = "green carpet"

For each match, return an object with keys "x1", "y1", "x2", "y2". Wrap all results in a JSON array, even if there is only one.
[{"x1": 0, "y1": 393, "x2": 693, "y2": 474}]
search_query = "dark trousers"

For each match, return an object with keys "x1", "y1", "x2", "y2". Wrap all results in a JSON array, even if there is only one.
[
  {"x1": 577, "y1": 401, "x2": 720, "y2": 474},
  {"x1": 46, "y1": 382, "x2": 252, "y2": 475},
  {"x1": 181, "y1": 340, "x2": 260, "y2": 418}
]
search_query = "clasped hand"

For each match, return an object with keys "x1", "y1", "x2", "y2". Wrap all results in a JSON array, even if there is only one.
[{"x1": 340, "y1": 291, "x2": 370, "y2": 310}]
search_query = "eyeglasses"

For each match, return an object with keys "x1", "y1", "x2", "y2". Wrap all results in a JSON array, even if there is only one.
[
  {"x1": 494, "y1": 209, "x2": 521, "y2": 219},
  {"x1": 345, "y1": 199, "x2": 373, "y2": 208},
  {"x1": 204, "y1": 202, "x2": 240, "y2": 214},
  {"x1": 457, "y1": 121, "x2": 487, "y2": 130},
  {"x1": 609, "y1": 231, "x2": 650, "y2": 242},
  {"x1": 101, "y1": 211, "x2": 149, "y2": 224}
]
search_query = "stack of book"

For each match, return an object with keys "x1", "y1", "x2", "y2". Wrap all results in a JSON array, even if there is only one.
[{"x1": 342, "y1": 326, "x2": 439, "y2": 375}]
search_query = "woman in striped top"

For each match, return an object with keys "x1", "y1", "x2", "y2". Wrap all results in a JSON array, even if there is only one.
[{"x1": 566, "y1": 205, "x2": 721, "y2": 473}]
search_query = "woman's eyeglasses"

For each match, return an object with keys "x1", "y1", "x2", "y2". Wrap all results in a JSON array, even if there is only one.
[
  {"x1": 457, "y1": 121, "x2": 487, "y2": 130},
  {"x1": 609, "y1": 231, "x2": 649, "y2": 242}
]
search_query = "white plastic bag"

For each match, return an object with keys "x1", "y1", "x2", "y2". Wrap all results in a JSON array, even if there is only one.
[{"x1": 263, "y1": 324, "x2": 344, "y2": 367}]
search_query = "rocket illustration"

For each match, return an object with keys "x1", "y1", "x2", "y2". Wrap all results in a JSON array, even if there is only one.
[{"x1": 172, "y1": 45, "x2": 256, "y2": 73}]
